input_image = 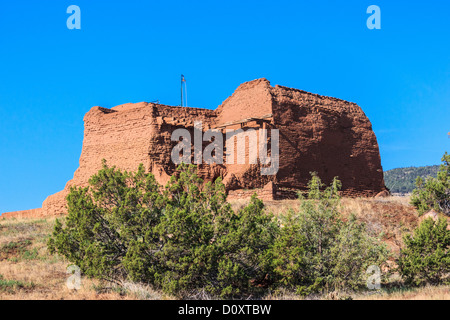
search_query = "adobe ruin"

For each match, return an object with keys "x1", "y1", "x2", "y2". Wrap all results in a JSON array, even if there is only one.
[{"x1": 2, "y1": 78, "x2": 387, "y2": 219}]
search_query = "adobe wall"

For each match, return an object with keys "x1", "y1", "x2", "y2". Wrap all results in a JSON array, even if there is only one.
[
  {"x1": 42, "y1": 102, "x2": 220, "y2": 216},
  {"x1": 1, "y1": 208, "x2": 43, "y2": 220},
  {"x1": 42, "y1": 102, "x2": 156, "y2": 216},
  {"x1": 151, "y1": 104, "x2": 220, "y2": 185},
  {"x1": 70, "y1": 102, "x2": 156, "y2": 187},
  {"x1": 215, "y1": 78, "x2": 274, "y2": 125},
  {"x1": 212, "y1": 79, "x2": 276, "y2": 191},
  {"x1": 270, "y1": 84, "x2": 385, "y2": 196}
]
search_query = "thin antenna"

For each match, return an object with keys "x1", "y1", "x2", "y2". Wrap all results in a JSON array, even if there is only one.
[
  {"x1": 185, "y1": 78, "x2": 188, "y2": 108},
  {"x1": 181, "y1": 75, "x2": 186, "y2": 107}
]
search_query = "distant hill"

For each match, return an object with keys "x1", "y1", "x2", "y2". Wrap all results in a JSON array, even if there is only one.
[{"x1": 384, "y1": 165, "x2": 440, "y2": 194}]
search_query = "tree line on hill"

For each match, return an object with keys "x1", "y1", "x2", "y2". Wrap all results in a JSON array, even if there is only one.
[{"x1": 384, "y1": 165, "x2": 440, "y2": 194}]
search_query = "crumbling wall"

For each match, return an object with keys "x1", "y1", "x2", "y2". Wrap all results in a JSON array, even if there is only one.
[
  {"x1": 148, "y1": 104, "x2": 220, "y2": 185},
  {"x1": 270, "y1": 84, "x2": 385, "y2": 196},
  {"x1": 215, "y1": 78, "x2": 273, "y2": 125},
  {"x1": 42, "y1": 102, "x2": 157, "y2": 216},
  {"x1": 71, "y1": 102, "x2": 156, "y2": 187},
  {"x1": 213, "y1": 79, "x2": 276, "y2": 191}
]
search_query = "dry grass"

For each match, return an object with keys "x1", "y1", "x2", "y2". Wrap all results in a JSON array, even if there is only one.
[
  {"x1": 0, "y1": 217, "x2": 173, "y2": 300},
  {"x1": 265, "y1": 285, "x2": 450, "y2": 300},
  {"x1": 353, "y1": 285, "x2": 450, "y2": 300},
  {"x1": 339, "y1": 196, "x2": 419, "y2": 254}
]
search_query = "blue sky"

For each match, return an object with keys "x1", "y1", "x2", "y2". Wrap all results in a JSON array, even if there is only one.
[{"x1": 0, "y1": 0, "x2": 449, "y2": 213}]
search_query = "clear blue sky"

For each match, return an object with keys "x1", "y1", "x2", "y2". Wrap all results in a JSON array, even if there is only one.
[{"x1": 0, "y1": 0, "x2": 449, "y2": 213}]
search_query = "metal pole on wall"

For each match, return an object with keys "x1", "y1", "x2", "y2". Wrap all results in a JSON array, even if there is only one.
[
  {"x1": 185, "y1": 78, "x2": 188, "y2": 108},
  {"x1": 181, "y1": 75, "x2": 184, "y2": 107}
]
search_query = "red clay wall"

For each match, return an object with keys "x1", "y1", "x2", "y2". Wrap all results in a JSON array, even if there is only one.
[
  {"x1": 215, "y1": 78, "x2": 273, "y2": 126},
  {"x1": 270, "y1": 84, "x2": 385, "y2": 196},
  {"x1": 1, "y1": 208, "x2": 44, "y2": 220}
]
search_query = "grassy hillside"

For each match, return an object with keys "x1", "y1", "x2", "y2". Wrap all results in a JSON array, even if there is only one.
[
  {"x1": 1, "y1": 197, "x2": 449, "y2": 300},
  {"x1": 384, "y1": 165, "x2": 440, "y2": 194},
  {"x1": 0, "y1": 218, "x2": 170, "y2": 300}
]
